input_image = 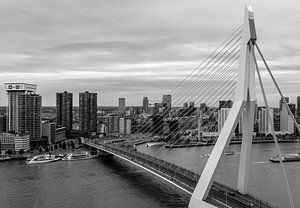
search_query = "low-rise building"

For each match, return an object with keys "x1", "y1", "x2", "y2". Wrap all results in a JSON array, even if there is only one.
[
  {"x1": 14, "y1": 134, "x2": 30, "y2": 151},
  {"x1": 0, "y1": 133, "x2": 15, "y2": 152},
  {"x1": 0, "y1": 133, "x2": 30, "y2": 152},
  {"x1": 55, "y1": 127, "x2": 66, "y2": 143}
]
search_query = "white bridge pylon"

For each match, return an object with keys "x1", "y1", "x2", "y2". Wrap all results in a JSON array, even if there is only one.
[{"x1": 189, "y1": 5, "x2": 257, "y2": 208}]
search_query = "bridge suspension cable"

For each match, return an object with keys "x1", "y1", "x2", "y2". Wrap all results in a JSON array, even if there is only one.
[
  {"x1": 254, "y1": 42, "x2": 295, "y2": 208},
  {"x1": 137, "y1": 27, "x2": 242, "y2": 134}
]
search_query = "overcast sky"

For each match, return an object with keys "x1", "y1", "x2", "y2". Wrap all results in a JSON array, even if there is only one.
[{"x1": 0, "y1": 0, "x2": 300, "y2": 107}]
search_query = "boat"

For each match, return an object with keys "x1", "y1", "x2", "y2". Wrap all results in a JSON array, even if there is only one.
[
  {"x1": 62, "y1": 151, "x2": 97, "y2": 161},
  {"x1": 269, "y1": 153, "x2": 300, "y2": 163},
  {"x1": 146, "y1": 142, "x2": 164, "y2": 147},
  {"x1": 26, "y1": 154, "x2": 61, "y2": 164},
  {"x1": 0, "y1": 156, "x2": 11, "y2": 162},
  {"x1": 200, "y1": 151, "x2": 234, "y2": 158}
]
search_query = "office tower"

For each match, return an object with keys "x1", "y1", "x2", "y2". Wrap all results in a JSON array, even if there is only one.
[
  {"x1": 297, "y1": 96, "x2": 300, "y2": 117},
  {"x1": 0, "y1": 115, "x2": 6, "y2": 132},
  {"x1": 42, "y1": 121, "x2": 56, "y2": 144},
  {"x1": 288, "y1": 103, "x2": 296, "y2": 116},
  {"x1": 153, "y1": 103, "x2": 163, "y2": 116},
  {"x1": 258, "y1": 107, "x2": 274, "y2": 134},
  {"x1": 162, "y1": 95, "x2": 172, "y2": 109},
  {"x1": 119, "y1": 98, "x2": 126, "y2": 112},
  {"x1": 189, "y1": 102, "x2": 195, "y2": 108},
  {"x1": 143, "y1": 97, "x2": 149, "y2": 113},
  {"x1": 280, "y1": 102, "x2": 294, "y2": 134},
  {"x1": 219, "y1": 100, "x2": 233, "y2": 109},
  {"x1": 79, "y1": 91, "x2": 97, "y2": 132},
  {"x1": 4, "y1": 83, "x2": 37, "y2": 132},
  {"x1": 200, "y1": 103, "x2": 207, "y2": 112},
  {"x1": 18, "y1": 93, "x2": 42, "y2": 143},
  {"x1": 56, "y1": 91, "x2": 73, "y2": 131},
  {"x1": 279, "y1": 97, "x2": 289, "y2": 111},
  {"x1": 120, "y1": 118, "x2": 132, "y2": 135},
  {"x1": 218, "y1": 108, "x2": 231, "y2": 132},
  {"x1": 162, "y1": 95, "x2": 171, "y2": 115}
]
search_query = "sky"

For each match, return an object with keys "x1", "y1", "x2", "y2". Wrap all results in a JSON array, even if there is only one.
[{"x1": 0, "y1": 0, "x2": 300, "y2": 107}]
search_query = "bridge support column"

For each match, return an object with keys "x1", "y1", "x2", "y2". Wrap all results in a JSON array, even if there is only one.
[
  {"x1": 189, "y1": 5, "x2": 257, "y2": 207},
  {"x1": 237, "y1": 99, "x2": 255, "y2": 193}
]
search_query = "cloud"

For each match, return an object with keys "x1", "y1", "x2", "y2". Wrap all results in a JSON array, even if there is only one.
[{"x1": 0, "y1": 0, "x2": 299, "y2": 106}]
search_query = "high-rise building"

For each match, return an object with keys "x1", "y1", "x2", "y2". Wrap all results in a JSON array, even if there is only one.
[
  {"x1": 56, "y1": 91, "x2": 73, "y2": 131},
  {"x1": 218, "y1": 108, "x2": 231, "y2": 133},
  {"x1": 42, "y1": 121, "x2": 56, "y2": 144},
  {"x1": 119, "y1": 98, "x2": 126, "y2": 112},
  {"x1": 183, "y1": 102, "x2": 188, "y2": 108},
  {"x1": 119, "y1": 118, "x2": 132, "y2": 135},
  {"x1": 279, "y1": 97, "x2": 289, "y2": 111},
  {"x1": 297, "y1": 96, "x2": 300, "y2": 117},
  {"x1": 280, "y1": 102, "x2": 294, "y2": 134},
  {"x1": 0, "y1": 115, "x2": 6, "y2": 132},
  {"x1": 219, "y1": 100, "x2": 233, "y2": 109},
  {"x1": 143, "y1": 97, "x2": 149, "y2": 113},
  {"x1": 189, "y1": 102, "x2": 195, "y2": 108},
  {"x1": 18, "y1": 93, "x2": 42, "y2": 143},
  {"x1": 4, "y1": 83, "x2": 37, "y2": 132},
  {"x1": 79, "y1": 91, "x2": 97, "y2": 132},
  {"x1": 162, "y1": 95, "x2": 171, "y2": 115},
  {"x1": 258, "y1": 107, "x2": 274, "y2": 134}
]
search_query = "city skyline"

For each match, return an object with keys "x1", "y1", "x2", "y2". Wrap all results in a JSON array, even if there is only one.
[{"x1": 1, "y1": 1, "x2": 300, "y2": 106}]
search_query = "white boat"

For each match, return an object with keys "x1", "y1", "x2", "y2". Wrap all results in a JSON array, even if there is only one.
[
  {"x1": 26, "y1": 154, "x2": 61, "y2": 164},
  {"x1": 145, "y1": 142, "x2": 164, "y2": 147},
  {"x1": 269, "y1": 153, "x2": 300, "y2": 163},
  {"x1": 62, "y1": 151, "x2": 97, "y2": 161}
]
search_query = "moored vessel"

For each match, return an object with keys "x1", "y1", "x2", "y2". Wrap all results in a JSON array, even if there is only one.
[
  {"x1": 269, "y1": 153, "x2": 300, "y2": 163},
  {"x1": 62, "y1": 151, "x2": 97, "y2": 161},
  {"x1": 26, "y1": 154, "x2": 61, "y2": 164}
]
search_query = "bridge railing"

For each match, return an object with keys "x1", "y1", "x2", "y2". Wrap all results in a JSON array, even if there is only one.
[
  {"x1": 86, "y1": 140, "x2": 276, "y2": 208},
  {"x1": 88, "y1": 140, "x2": 200, "y2": 192}
]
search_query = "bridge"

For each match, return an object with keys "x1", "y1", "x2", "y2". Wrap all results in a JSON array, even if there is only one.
[
  {"x1": 86, "y1": 6, "x2": 297, "y2": 208},
  {"x1": 84, "y1": 140, "x2": 275, "y2": 208}
]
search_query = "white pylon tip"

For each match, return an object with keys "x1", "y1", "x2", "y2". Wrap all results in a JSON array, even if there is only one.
[{"x1": 245, "y1": 5, "x2": 254, "y2": 19}]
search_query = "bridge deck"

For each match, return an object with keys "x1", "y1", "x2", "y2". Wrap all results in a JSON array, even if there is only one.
[{"x1": 85, "y1": 140, "x2": 276, "y2": 208}]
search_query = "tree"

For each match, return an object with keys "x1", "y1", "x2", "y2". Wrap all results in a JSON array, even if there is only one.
[
  {"x1": 78, "y1": 138, "x2": 82, "y2": 145},
  {"x1": 18, "y1": 149, "x2": 24, "y2": 155},
  {"x1": 67, "y1": 142, "x2": 71, "y2": 148},
  {"x1": 54, "y1": 144, "x2": 58, "y2": 150},
  {"x1": 7, "y1": 149, "x2": 13, "y2": 155},
  {"x1": 71, "y1": 141, "x2": 75, "y2": 149},
  {"x1": 59, "y1": 143, "x2": 62, "y2": 149},
  {"x1": 62, "y1": 142, "x2": 66, "y2": 149},
  {"x1": 39, "y1": 147, "x2": 43, "y2": 153},
  {"x1": 45, "y1": 146, "x2": 49, "y2": 152},
  {"x1": 50, "y1": 146, "x2": 54, "y2": 151}
]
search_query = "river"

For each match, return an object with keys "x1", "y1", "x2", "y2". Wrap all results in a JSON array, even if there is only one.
[{"x1": 0, "y1": 143, "x2": 299, "y2": 208}]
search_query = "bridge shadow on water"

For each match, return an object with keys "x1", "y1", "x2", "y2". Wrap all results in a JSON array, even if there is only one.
[{"x1": 97, "y1": 155, "x2": 190, "y2": 208}]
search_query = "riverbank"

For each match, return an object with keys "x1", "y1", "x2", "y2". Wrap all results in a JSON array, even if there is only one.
[{"x1": 165, "y1": 138, "x2": 299, "y2": 148}]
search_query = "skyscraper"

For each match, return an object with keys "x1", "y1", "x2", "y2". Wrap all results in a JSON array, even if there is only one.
[
  {"x1": 297, "y1": 96, "x2": 300, "y2": 117},
  {"x1": 219, "y1": 100, "x2": 233, "y2": 109},
  {"x1": 280, "y1": 102, "x2": 295, "y2": 134},
  {"x1": 162, "y1": 95, "x2": 171, "y2": 112},
  {"x1": 258, "y1": 107, "x2": 274, "y2": 134},
  {"x1": 143, "y1": 97, "x2": 149, "y2": 113},
  {"x1": 79, "y1": 91, "x2": 97, "y2": 132},
  {"x1": 279, "y1": 97, "x2": 289, "y2": 111},
  {"x1": 119, "y1": 98, "x2": 126, "y2": 112},
  {"x1": 56, "y1": 91, "x2": 73, "y2": 131},
  {"x1": 4, "y1": 83, "x2": 37, "y2": 132},
  {"x1": 18, "y1": 93, "x2": 42, "y2": 144}
]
